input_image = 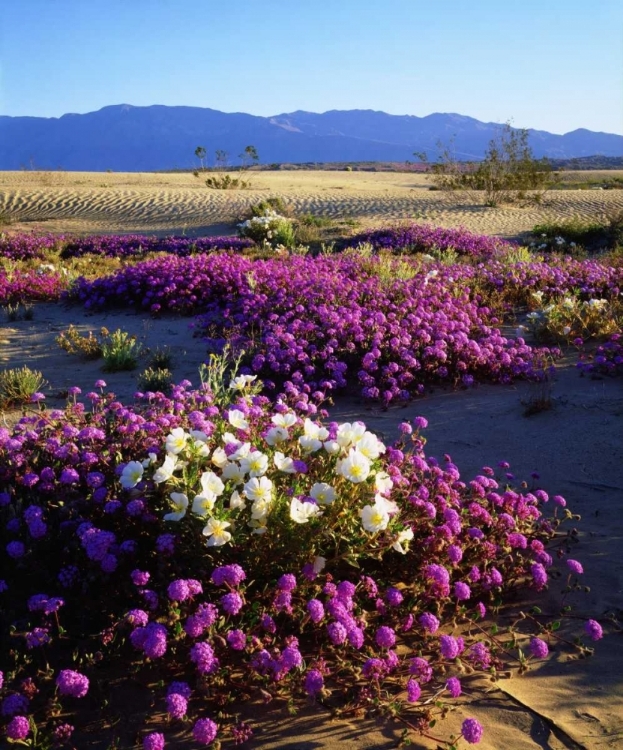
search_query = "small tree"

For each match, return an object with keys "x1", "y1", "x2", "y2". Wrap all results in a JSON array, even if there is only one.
[
  {"x1": 419, "y1": 123, "x2": 555, "y2": 207},
  {"x1": 215, "y1": 150, "x2": 229, "y2": 170},
  {"x1": 240, "y1": 145, "x2": 259, "y2": 170},
  {"x1": 194, "y1": 146, "x2": 207, "y2": 171}
]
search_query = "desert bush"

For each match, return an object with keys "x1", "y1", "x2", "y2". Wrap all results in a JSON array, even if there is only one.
[
  {"x1": 56, "y1": 325, "x2": 105, "y2": 359},
  {"x1": 531, "y1": 219, "x2": 607, "y2": 254},
  {"x1": 137, "y1": 366, "x2": 174, "y2": 394},
  {"x1": 0, "y1": 365, "x2": 46, "y2": 406},
  {"x1": 425, "y1": 124, "x2": 555, "y2": 206},
  {"x1": 101, "y1": 328, "x2": 144, "y2": 371},
  {"x1": 205, "y1": 174, "x2": 250, "y2": 190},
  {"x1": 238, "y1": 210, "x2": 296, "y2": 248},
  {"x1": 149, "y1": 345, "x2": 174, "y2": 370},
  {"x1": 248, "y1": 196, "x2": 289, "y2": 218},
  {"x1": 525, "y1": 291, "x2": 622, "y2": 343}
]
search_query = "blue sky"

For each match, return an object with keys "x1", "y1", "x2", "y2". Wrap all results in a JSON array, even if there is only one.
[{"x1": 2, "y1": 0, "x2": 622, "y2": 134}]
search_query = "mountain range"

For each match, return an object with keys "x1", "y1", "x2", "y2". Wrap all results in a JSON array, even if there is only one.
[{"x1": 1, "y1": 104, "x2": 622, "y2": 172}]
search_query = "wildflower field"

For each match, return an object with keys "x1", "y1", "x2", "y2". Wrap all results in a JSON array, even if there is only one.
[{"x1": 0, "y1": 222, "x2": 621, "y2": 749}]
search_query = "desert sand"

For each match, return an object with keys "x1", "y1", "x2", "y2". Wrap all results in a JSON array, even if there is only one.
[
  {"x1": 2, "y1": 170, "x2": 623, "y2": 239},
  {"x1": 1, "y1": 302, "x2": 622, "y2": 749}
]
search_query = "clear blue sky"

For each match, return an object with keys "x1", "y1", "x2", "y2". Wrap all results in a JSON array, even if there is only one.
[{"x1": 2, "y1": 0, "x2": 622, "y2": 134}]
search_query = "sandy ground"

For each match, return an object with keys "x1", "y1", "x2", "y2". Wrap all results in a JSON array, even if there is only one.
[
  {"x1": 2, "y1": 170, "x2": 623, "y2": 240},
  {"x1": 2, "y1": 303, "x2": 622, "y2": 749}
]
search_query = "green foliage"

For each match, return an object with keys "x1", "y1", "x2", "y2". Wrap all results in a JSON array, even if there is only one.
[
  {"x1": 531, "y1": 219, "x2": 609, "y2": 253},
  {"x1": 0, "y1": 366, "x2": 46, "y2": 406},
  {"x1": 238, "y1": 211, "x2": 296, "y2": 248},
  {"x1": 148, "y1": 345, "x2": 174, "y2": 369},
  {"x1": 137, "y1": 366, "x2": 174, "y2": 395},
  {"x1": 198, "y1": 344, "x2": 260, "y2": 407},
  {"x1": 205, "y1": 174, "x2": 250, "y2": 190},
  {"x1": 248, "y1": 196, "x2": 289, "y2": 218},
  {"x1": 101, "y1": 329, "x2": 143, "y2": 372},
  {"x1": 56, "y1": 325, "x2": 104, "y2": 359},
  {"x1": 423, "y1": 124, "x2": 555, "y2": 206}
]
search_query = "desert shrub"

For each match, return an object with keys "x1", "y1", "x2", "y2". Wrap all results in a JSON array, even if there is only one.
[
  {"x1": 248, "y1": 196, "x2": 289, "y2": 218},
  {"x1": 607, "y1": 209, "x2": 623, "y2": 249},
  {"x1": 237, "y1": 211, "x2": 296, "y2": 248},
  {"x1": 0, "y1": 365, "x2": 46, "y2": 406},
  {"x1": 137, "y1": 366, "x2": 174, "y2": 394},
  {"x1": 101, "y1": 329, "x2": 143, "y2": 372},
  {"x1": 425, "y1": 124, "x2": 555, "y2": 206},
  {"x1": 56, "y1": 325, "x2": 105, "y2": 359},
  {"x1": 205, "y1": 174, "x2": 250, "y2": 190},
  {"x1": 525, "y1": 291, "x2": 622, "y2": 343},
  {"x1": 531, "y1": 219, "x2": 608, "y2": 254},
  {"x1": 149, "y1": 345, "x2": 174, "y2": 370}
]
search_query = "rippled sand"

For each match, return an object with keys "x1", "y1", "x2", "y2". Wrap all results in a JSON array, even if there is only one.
[{"x1": 2, "y1": 170, "x2": 623, "y2": 238}]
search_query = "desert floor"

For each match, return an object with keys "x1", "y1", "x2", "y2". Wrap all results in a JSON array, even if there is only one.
[
  {"x1": 1, "y1": 172, "x2": 622, "y2": 748},
  {"x1": 2, "y1": 169, "x2": 623, "y2": 239}
]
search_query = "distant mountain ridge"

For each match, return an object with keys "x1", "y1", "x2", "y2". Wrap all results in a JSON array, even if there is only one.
[{"x1": 1, "y1": 104, "x2": 622, "y2": 172}]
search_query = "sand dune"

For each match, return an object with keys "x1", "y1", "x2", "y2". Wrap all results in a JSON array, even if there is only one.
[{"x1": 2, "y1": 170, "x2": 623, "y2": 238}]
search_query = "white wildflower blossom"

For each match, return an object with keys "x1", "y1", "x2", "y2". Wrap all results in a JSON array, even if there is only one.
[
  {"x1": 271, "y1": 412, "x2": 297, "y2": 428},
  {"x1": 202, "y1": 517, "x2": 232, "y2": 547},
  {"x1": 229, "y1": 374, "x2": 257, "y2": 391},
  {"x1": 290, "y1": 498, "x2": 322, "y2": 524},
  {"x1": 200, "y1": 471, "x2": 225, "y2": 497},
  {"x1": 228, "y1": 409, "x2": 249, "y2": 430},
  {"x1": 164, "y1": 492, "x2": 188, "y2": 522},
  {"x1": 244, "y1": 476, "x2": 273, "y2": 503},
  {"x1": 337, "y1": 449, "x2": 371, "y2": 483},
  {"x1": 359, "y1": 500, "x2": 390, "y2": 533},
  {"x1": 153, "y1": 454, "x2": 179, "y2": 484},
  {"x1": 265, "y1": 426, "x2": 289, "y2": 446},
  {"x1": 120, "y1": 461, "x2": 144, "y2": 489},
  {"x1": 274, "y1": 451, "x2": 296, "y2": 473},
  {"x1": 192, "y1": 493, "x2": 216, "y2": 517},
  {"x1": 211, "y1": 447, "x2": 228, "y2": 469},
  {"x1": 392, "y1": 527, "x2": 414, "y2": 554},
  {"x1": 240, "y1": 450, "x2": 269, "y2": 477},
  {"x1": 309, "y1": 482, "x2": 336, "y2": 505},
  {"x1": 165, "y1": 427, "x2": 189, "y2": 455}
]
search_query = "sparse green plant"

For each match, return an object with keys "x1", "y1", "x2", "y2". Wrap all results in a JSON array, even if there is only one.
[
  {"x1": 522, "y1": 353, "x2": 556, "y2": 416},
  {"x1": 0, "y1": 366, "x2": 47, "y2": 407},
  {"x1": 248, "y1": 197, "x2": 289, "y2": 218},
  {"x1": 101, "y1": 329, "x2": 143, "y2": 372},
  {"x1": 137, "y1": 366, "x2": 174, "y2": 395},
  {"x1": 56, "y1": 325, "x2": 104, "y2": 359},
  {"x1": 525, "y1": 291, "x2": 622, "y2": 343},
  {"x1": 205, "y1": 174, "x2": 250, "y2": 190},
  {"x1": 343, "y1": 241, "x2": 374, "y2": 258},
  {"x1": 23, "y1": 304, "x2": 35, "y2": 321},
  {"x1": 149, "y1": 345, "x2": 174, "y2": 369},
  {"x1": 199, "y1": 344, "x2": 259, "y2": 407},
  {"x1": 531, "y1": 219, "x2": 607, "y2": 253},
  {"x1": 5, "y1": 303, "x2": 21, "y2": 322},
  {"x1": 427, "y1": 246, "x2": 459, "y2": 265}
]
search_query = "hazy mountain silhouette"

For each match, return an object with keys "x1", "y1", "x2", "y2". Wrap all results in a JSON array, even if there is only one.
[{"x1": 1, "y1": 104, "x2": 621, "y2": 171}]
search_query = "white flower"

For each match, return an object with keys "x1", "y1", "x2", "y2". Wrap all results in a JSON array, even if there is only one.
[
  {"x1": 303, "y1": 418, "x2": 329, "y2": 441},
  {"x1": 251, "y1": 497, "x2": 272, "y2": 520},
  {"x1": 240, "y1": 450, "x2": 269, "y2": 477},
  {"x1": 141, "y1": 452, "x2": 157, "y2": 468},
  {"x1": 229, "y1": 442, "x2": 251, "y2": 461},
  {"x1": 375, "y1": 493, "x2": 398, "y2": 515},
  {"x1": 299, "y1": 435, "x2": 323, "y2": 453},
  {"x1": 200, "y1": 471, "x2": 225, "y2": 496},
  {"x1": 392, "y1": 527, "x2": 414, "y2": 554},
  {"x1": 313, "y1": 556, "x2": 326, "y2": 573},
  {"x1": 374, "y1": 471, "x2": 393, "y2": 495},
  {"x1": 357, "y1": 431, "x2": 386, "y2": 460},
  {"x1": 222, "y1": 432, "x2": 241, "y2": 445},
  {"x1": 229, "y1": 374, "x2": 257, "y2": 391},
  {"x1": 202, "y1": 517, "x2": 232, "y2": 546},
  {"x1": 153, "y1": 454, "x2": 178, "y2": 484},
  {"x1": 323, "y1": 439, "x2": 340, "y2": 455},
  {"x1": 164, "y1": 492, "x2": 188, "y2": 522},
  {"x1": 562, "y1": 326, "x2": 571, "y2": 335},
  {"x1": 531, "y1": 291, "x2": 544, "y2": 303},
  {"x1": 359, "y1": 501, "x2": 390, "y2": 533},
  {"x1": 265, "y1": 426, "x2": 288, "y2": 446},
  {"x1": 587, "y1": 298, "x2": 607, "y2": 310},
  {"x1": 165, "y1": 427, "x2": 189, "y2": 455},
  {"x1": 192, "y1": 493, "x2": 216, "y2": 516},
  {"x1": 336, "y1": 421, "x2": 367, "y2": 448},
  {"x1": 310, "y1": 482, "x2": 336, "y2": 505},
  {"x1": 120, "y1": 461, "x2": 144, "y2": 489},
  {"x1": 274, "y1": 451, "x2": 296, "y2": 473},
  {"x1": 228, "y1": 409, "x2": 249, "y2": 430},
  {"x1": 290, "y1": 498, "x2": 322, "y2": 524},
  {"x1": 337, "y1": 449, "x2": 371, "y2": 483},
  {"x1": 222, "y1": 462, "x2": 246, "y2": 484},
  {"x1": 244, "y1": 476, "x2": 273, "y2": 503},
  {"x1": 211, "y1": 447, "x2": 228, "y2": 469},
  {"x1": 229, "y1": 490, "x2": 246, "y2": 510},
  {"x1": 271, "y1": 412, "x2": 297, "y2": 428}
]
